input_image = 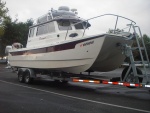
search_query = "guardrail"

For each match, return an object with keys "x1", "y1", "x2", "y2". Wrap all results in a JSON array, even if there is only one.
[{"x1": 65, "y1": 14, "x2": 136, "y2": 40}]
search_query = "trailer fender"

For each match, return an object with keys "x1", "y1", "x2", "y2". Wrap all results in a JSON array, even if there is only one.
[{"x1": 25, "y1": 68, "x2": 36, "y2": 78}]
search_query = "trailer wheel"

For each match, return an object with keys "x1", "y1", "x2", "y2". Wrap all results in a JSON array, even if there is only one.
[
  {"x1": 18, "y1": 69, "x2": 24, "y2": 83},
  {"x1": 24, "y1": 70, "x2": 33, "y2": 84},
  {"x1": 121, "y1": 66, "x2": 142, "y2": 88}
]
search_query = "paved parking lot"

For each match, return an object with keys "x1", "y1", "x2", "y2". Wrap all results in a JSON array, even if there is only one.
[{"x1": 0, "y1": 64, "x2": 150, "y2": 113}]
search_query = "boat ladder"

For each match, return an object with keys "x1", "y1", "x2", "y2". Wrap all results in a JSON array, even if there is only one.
[{"x1": 121, "y1": 25, "x2": 150, "y2": 87}]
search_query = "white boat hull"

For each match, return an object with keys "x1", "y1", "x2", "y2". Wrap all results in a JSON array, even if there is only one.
[{"x1": 8, "y1": 34, "x2": 132, "y2": 74}]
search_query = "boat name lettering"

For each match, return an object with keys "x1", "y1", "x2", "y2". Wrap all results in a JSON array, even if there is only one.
[
  {"x1": 80, "y1": 41, "x2": 94, "y2": 47},
  {"x1": 39, "y1": 37, "x2": 46, "y2": 40}
]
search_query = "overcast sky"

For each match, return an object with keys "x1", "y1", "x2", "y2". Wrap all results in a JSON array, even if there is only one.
[{"x1": 4, "y1": 0, "x2": 150, "y2": 36}]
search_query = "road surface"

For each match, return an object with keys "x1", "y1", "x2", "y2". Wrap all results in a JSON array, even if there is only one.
[{"x1": 0, "y1": 64, "x2": 150, "y2": 113}]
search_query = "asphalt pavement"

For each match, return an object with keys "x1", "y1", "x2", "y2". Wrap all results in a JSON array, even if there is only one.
[{"x1": 0, "y1": 64, "x2": 150, "y2": 113}]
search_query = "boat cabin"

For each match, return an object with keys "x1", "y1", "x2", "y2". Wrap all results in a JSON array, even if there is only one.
[{"x1": 27, "y1": 6, "x2": 90, "y2": 48}]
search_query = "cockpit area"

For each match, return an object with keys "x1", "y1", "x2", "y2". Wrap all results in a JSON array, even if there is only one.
[{"x1": 26, "y1": 6, "x2": 91, "y2": 48}]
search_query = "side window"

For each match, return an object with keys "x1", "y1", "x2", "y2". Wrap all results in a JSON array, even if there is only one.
[
  {"x1": 74, "y1": 23, "x2": 84, "y2": 29},
  {"x1": 48, "y1": 22, "x2": 55, "y2": 33},
  {"x1": 36, "y1": 22, "x2": 55, "y2": 36},
  {"x1": 57, "y1": 20, "x2": 72, "y2": 30},
  {"x1": 47, "y1": 14, "x2": 52, "y2": 20},
  {"x1": 29, "y1": 28, "x2": 35, "y2": 37}
]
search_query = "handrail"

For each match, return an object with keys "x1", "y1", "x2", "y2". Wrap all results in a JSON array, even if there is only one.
[
  {"x1": 65, "y1": 14, "x2": 136, "y2": 39},
  {"x1": 72, "y1": 14, "x2": 136, "y2": 28}
]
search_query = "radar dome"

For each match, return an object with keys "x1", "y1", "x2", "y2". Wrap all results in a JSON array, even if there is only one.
[{"x1": 58, "y1": 6, "x2": 70, "y2": 11}]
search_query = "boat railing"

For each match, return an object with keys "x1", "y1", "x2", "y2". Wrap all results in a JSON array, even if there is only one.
[{"x1": 65, "y1": 14, "x2": 136, "y2": 40}]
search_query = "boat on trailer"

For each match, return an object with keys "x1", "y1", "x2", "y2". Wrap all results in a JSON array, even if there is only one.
[{"x1": 7, "y1": 6, "x2": 135, "y2": 74}]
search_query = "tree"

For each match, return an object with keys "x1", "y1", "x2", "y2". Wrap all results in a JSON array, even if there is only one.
[
  {"x1": 142, "y1": 34, "x2": 150, "y2": 60},
  {"x1": 0, "y1": 0, "x2": 9, "y2": 36},
  {"x1": 0, "y1": 0, "x2": 33, "y2": 57},
  {"x1": 0, "y1": 1, "x2": 34, "y2": 58},
  {"x1": 132, "y1": 34, "x2": 150, "y2": 60},
  {"x1": 0, "y1": 18, "x2": 33, "y2": 57},
  {"x1": 0, "y1": 0, "x2": 9, "y2": 58},
  {"x1": 2, "y1": 19, "x2": 33, "y2": 46}
]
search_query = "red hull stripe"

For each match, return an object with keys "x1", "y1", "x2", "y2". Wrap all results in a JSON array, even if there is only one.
[{"x1": 10, "y1": 35, "x2": 105, "y2": 56}]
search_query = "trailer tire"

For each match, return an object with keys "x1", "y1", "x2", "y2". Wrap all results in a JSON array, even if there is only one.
[
  {"x1": 121, "y1": 66, "x2": 142, "y2": 88},
  {"x1": 18, "y1": 69, "x2": 24, "y2": 83},
  {"x1": 24, "y1": 69, "x2": 33, "y2": 84}
]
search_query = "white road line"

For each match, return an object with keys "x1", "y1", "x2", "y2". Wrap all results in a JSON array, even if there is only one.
[
  {"x1": 0, "y1": 80, "x2": 149, "y2": 113},
  {"x1": 0, "y1": 71, "x2": 11, "y2": 73}
]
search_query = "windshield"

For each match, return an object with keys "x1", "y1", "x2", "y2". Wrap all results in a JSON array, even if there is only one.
[
  {"x1": 57, "y1": 20, "x2": 72, "y2": 30},
  {"x1": 73, "y1": 21, "x2": 91, "y2": 29}
]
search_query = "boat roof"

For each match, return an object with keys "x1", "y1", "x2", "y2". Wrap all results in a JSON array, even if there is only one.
[{"x1": 30, "y1": 6, "x2": 83, "y2": 28}]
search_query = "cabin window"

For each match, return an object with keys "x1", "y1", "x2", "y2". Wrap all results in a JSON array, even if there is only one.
[
  {"x1": 74, "y1": 23, "x2": 84, "y2": 29},
  {"x1": 47, "y1": 15, "x2": 52, "y2": 20},
  {"x1": 36, "y1": 22, "x2": 55, "y2": 36},
  {"x1": 57, "y1": 20, "x2": 72, "y2": 30},
  {"x1": 29, "y1": 28, "x2": 35, "y2": 37}
]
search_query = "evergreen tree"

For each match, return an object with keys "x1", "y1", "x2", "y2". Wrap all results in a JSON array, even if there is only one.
[{"x1": 0, "y1": 0, "x2": 9, "y2": 58}]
